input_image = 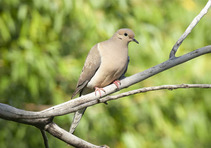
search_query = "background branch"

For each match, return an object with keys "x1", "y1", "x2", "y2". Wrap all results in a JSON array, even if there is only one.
[
  {"x1": 40, "y1": 130, "x2": 49, "y2": 148},
  {"x1": 45, "y1": 122, "x2": 107, "y2": 148},
  {"x1": 169, "y1": 0, "x2": 211, "y2": 58}
]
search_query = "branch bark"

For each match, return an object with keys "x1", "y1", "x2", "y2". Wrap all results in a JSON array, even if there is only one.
[{"x1": 169, "y1": 0, "x2": 211, "y2": 58}]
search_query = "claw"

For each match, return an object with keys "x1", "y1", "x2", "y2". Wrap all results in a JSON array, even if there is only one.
[
  {"x1": 113, "y1": 80, "x2": 121, "y2": 89},
  {"x1": 95, "y1": 87, "x2": 106, "y2": 97}
]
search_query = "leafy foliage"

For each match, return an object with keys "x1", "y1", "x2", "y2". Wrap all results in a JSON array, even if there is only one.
[{"x1": 0, "y1": 0, "x2": 211, "y2": 147}]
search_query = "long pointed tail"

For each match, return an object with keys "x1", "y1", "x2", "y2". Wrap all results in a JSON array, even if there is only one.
[{"x1": 69, "y1": 107, "x2": 87, "y2": 134}]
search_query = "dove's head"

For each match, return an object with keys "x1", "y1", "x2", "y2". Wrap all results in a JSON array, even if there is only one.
[{"x1": 114, "y1": 28, "x2": 139, "y2": 44}]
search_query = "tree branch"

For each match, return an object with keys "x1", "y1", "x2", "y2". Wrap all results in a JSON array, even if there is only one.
[
  {"x1": 40, "y1": 45, "x2": 211, "y2": 117},
  {"x1": 100, "y1": 84, "x2": 211, "y2": 103},
  {"x1": 0, "y1": 46, "x2": 211, "y2": 121},
  {"x1": 40, "y1": 130, "x2": 49, "y2": 148},
  {"x1": 169, "y1": 0, "x2": 211, "y2": 58},
  {"x1": 45, "y1": 122, "x2": 107, "y2": 148},
  {"x1": 3, "y1": 45, "x2": 208, "y2": 119}
]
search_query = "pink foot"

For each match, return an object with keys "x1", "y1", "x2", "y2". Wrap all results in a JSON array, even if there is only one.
[
  {"x1": 113, "y1": 80, "x2": 121, "y2": 89},
  {"x1": 95, "y1": 87, "x2": 106, "y2": 97}
]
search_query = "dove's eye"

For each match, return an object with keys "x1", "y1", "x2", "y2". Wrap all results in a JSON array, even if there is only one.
[{"x1": 124, "y1": 33, "x2": 128, "y2": 36}]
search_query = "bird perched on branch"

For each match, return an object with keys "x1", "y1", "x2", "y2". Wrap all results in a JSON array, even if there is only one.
[{"x1": 70, "y1": 28, "x2": 139, "y2": 134}]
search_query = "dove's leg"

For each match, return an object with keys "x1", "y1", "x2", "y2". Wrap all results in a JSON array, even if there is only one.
[
  {"x1": 113, "y1": 80, "x2": 121, "y2": 89},
  {"x1": 94, "y1": 87, "x2": 106, "y2": 96}
]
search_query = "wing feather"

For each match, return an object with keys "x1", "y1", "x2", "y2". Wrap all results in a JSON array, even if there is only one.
[{"x1": 71, "y1": 44, "x2": 101, "y2": 98}]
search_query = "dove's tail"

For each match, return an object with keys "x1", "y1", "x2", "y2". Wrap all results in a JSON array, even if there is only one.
[{"x1": 69, "y1": 108, "x2": 87, "y2": 134}]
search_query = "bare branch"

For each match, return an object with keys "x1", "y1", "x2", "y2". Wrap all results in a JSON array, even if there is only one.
[
  {"x1": 29, "y1": 45, "x2": 211, "y2": 118},
  {"x1": 40, "y1": 130, "x2": 49, "y2": 148},
  {"x1": 100, "y1": 84, "x2": 211, "y2": 103},
  {"x1": 0, "y1": 46, "x2": 210, "y2": 120},
  {"x1": 45, "y1": 122, "x2": 108, "y2": 148},
  {"x1": 169, "y1": 0, "x2": 211, "y2": 58},
  {"x1": 0, "y1": 102, "x2": 52, "y2": 125}
]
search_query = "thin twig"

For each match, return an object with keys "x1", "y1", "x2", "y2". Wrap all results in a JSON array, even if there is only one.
[
  {"x1": 169, "y1": 0, "x2": 211, "y2": 58},
  {"x1": 100, "y1": 84, "x2": 211, "y2": 103},
  {"x1": 40, "y1": 130, "x2": 49, "y2": 148}
]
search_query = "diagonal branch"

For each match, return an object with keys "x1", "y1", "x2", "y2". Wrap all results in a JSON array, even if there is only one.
[
  {"x1": 44, "y1": 122, "x2": 107, "y2": 148},
  {"x1": 169, "y1": 0, "x2": 211, "y2": 58},
  {"x1": 0, "y1": 46, "x2": 210, "y2": 120},
  {"x1": 38, "y1": 45, "x2": 211, "y2": 117},
  {"x1": 22, "y1": 45, "x2": 211, "y2": 118}
]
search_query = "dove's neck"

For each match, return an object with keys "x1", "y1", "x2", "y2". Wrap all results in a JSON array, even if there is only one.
[{"x1": 110, "y1": 36, "x2": 129, "y2": 48}]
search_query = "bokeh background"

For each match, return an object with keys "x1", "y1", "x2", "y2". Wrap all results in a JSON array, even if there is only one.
[{"x1": 0, "y1": 0, "x2": 211, "y2": 147}]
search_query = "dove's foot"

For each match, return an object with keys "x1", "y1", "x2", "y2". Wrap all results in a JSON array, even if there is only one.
[
  {"x1": 113, "y1": 80, "x2": 121, "y2": 89},
  {"x1": 94, "y1": 87, "x2": 106, "y2": 97}
]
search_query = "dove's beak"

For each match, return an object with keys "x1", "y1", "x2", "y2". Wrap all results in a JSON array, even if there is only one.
[{"x1": 133, "y1": 38, "x2": 139, "y2": 44}]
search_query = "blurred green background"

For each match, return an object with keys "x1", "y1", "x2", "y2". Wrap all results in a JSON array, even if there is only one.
[{"x1": 0, "y1": 0, "x2": 211, "y2": 147}]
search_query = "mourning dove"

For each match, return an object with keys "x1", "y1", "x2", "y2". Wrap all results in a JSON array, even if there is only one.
[{"x1": 69, "y1": 28, "x2": 139, "y2": 134}]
